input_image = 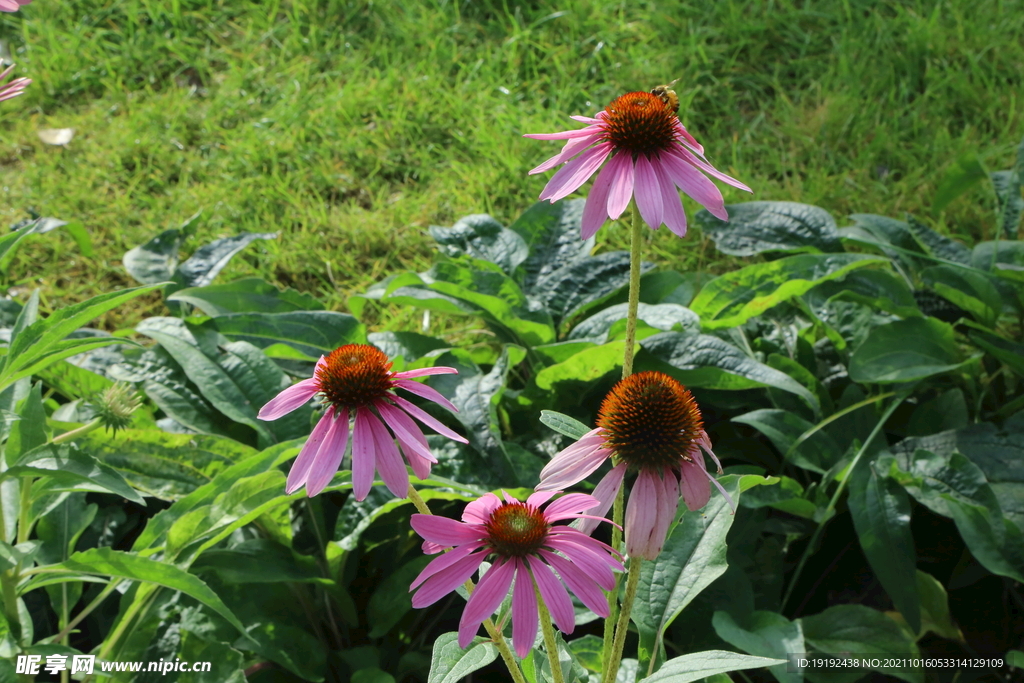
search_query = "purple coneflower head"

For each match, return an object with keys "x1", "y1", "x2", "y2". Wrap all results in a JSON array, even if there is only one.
[
  {"x1": 0, "y1": 65, "x2": 31, "y2": 103},
  {"x1": 409, "y1": 490, "x2": 624, "y2": 658},
  {"x1": 258, "y1": 343, "x2": 467, "y2": 500},
  {"x1": 0, "y1": 0, "x2": 30, "y2": 12},
  {"x1": 524, "y1": 89, "x2": 752, "y2": 240},
  {"x1": 536, "y1": 371, "x2": 735, "y2": 560}
]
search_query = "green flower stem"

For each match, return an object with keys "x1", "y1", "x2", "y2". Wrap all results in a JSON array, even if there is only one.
[
  {"x1": 537, "y1": 583, "x2": 566, "y2": 683},
  {"x1": 781, "y1": 389, "x2": 909, "y2": 610},
  {"x1": 408, "y1": 484, "x2": 528, "y2": 683},
  {"x1": 51, "y1": 418, "x2": 104, "y2": 444},
  {"x1": 601, "y1": 482, "x2": 625, "y2": 670},
  {"x1": 621, "y1": 200, "x2": 643, "y2": 379},
  {"x1": 51, "y1": 579, "x2": 124, "y2": 645},
  {"x1": 0, "y1": 569, "x2": 20, "y2": 639},
  {"x1": 603, "y1": 556, "x2": 642, "y2": 683}
]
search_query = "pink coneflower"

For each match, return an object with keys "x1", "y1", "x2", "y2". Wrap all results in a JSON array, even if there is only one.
[
  {"x1": 258, "y1": 344, "x2": 468, "y2": 499},
  {"x1": 524, "y1": 87, "x2": 752, "y2": 239},
  {"x1": 0, "y1": 65, "x2": 30, "y2": 102},
  {"x1": 410, "y1": 490, "x2": 623, "y2": 658},
  {"x1": 536, "y1": 371, "x2": 734, "y2": 560},
  {"x1": 0, "y1": 0, "x2": 30, "y2": 12}
]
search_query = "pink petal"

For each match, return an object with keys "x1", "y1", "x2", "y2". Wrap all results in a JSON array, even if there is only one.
[
  {"x1": 380, "y1": 405, "x2": 434, "y2": 480},
  {"x1": 257, "y1": 377, "x2": 318, "y2": 420},
  {"x1": 411, "y1": 514, "x2": 486, "y2": 547},
  {"x1": 526, "y1": 555, "x2": 575, "y2": 633},
  {"x1": 388, "y1": 394, "x2": 468, "y2": 443},
  {"x1": 674, "y1": 122, "x2": 704, "y2": 155},
  {"x1": 678, "y1": 455, "x2": 712, "y2": 511},
  {"x1": 699, "y1": 431, "x2": 723, "y2": 473},
  {"x1": 674, "y1": 144, "x2": 753, "y2": 193},
  {"x1": 530, "y1": 134, "x2": 604, "y2": 175},
  {"x1": 536, "y1": 429, "x2": 611, "y2": 492},
  {"x1": 392, "y1": 378, "x2": 459, "y2": 413},
  {"x1": 351, "y1": 407, "x2": 377, "y2": 501},
  {"x1": 0, "y1": 65, "x2": 14, "y2": 80},
  {"x1": 577, "y1": 463, "x2": 627, "y2": 536},
  {"x1": 511, "y1": 558, "x2": 539, "y2": 658},
  {"x1": 569, "y1": 115, "x2": 602, "y2": 124},
  {"x1": 304, "y1": 412, "x2": 352, "y2": 497},
  {"x1": 542, "y1": 493, "x2": 601, "y2": 521},
  {"x1": 286, "y1": 407, "x2": 340, "y2": 494},
  {"x1": 633, "y1": 154, "x2": 664, "y2": 230},
  {"x1": 661, "y1": 149, "x2": 728, "y2": 220},
  {"x1": 605, "y1": 153, "x2": 635, "y2": 220},
  {"x1": 364, "y1": 408, "x2": 409, "y2": 497},
  {"x1": 703, "y1": 466, "x2": 737, "y2": 513},
  {"x1": 539, "y1": 550, "x2": 610, "y2": 617},
  {"x1": 540, "y1": 143, "x2": 613, "y2": 202},
  {"x1": 653, "y1": 158, "x2": 688, "y2": 237},
  {"x1": 411, "y1": 539, "x2": 487, "y2": 591},
  {"x1": 544, "y1": 538, "x2": 617, "y2": 590},
  {"x1": 463, "y1": 492, "x2": 503, "y2": 525},
  {"x1": 412, "y1": 549, "x2": 487, "y2": 608},
  {"x1": 392, "y1": 366, "x2": 460, "y2": 379},
  {"x1": 459, "y1": 558, "x2": 516, "y2": 648},
  {"x1": 523, "y1": 126, "x2": 605, "y2": 140},
  {"x1": 650, "y1": 471, "x2": 679, "y2": 556},
  {"x1": 624, "y1": 470, "x2": 660, "y2": 559},
  {"x1": 547, "y1": 527, "x2": 623, "y2": 563},
  {"x1": 580, "y1": 156, "x2": 618, "y2": 240},
  {"x1": 527, "y1": 490, "x2": 558, "y2": 508}
]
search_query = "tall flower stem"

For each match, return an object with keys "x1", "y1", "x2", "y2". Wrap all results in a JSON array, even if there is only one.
[
  {"x1": 603, "y1": 557, "x2": 642, "y2": 683},
  {"x1": 621, "y1": 200, "x2": 643, "y2": 379},
  {"x1": 408, "y1": 485, "x2": 528, "y2": 683},
  {"x1": 537, "y1": 584, "x2": 566, "y2": 683},
  {"x1": 600, "y1": 483, "x2": 625, "y2": 668}
]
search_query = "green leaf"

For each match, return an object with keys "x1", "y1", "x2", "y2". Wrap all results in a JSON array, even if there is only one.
[
  {"x1": 211, "y1": 310, "x2": 367, "y2": 359},
  {"x1": 933, "y1": 154, "x2": 988, "y2": 215},
  {"x1": 991, "y1": 152, "x2": 1023, "y2": 238},
  {"x1": 1007, "y1": 649, "x2": 1024, "y2": 669},
  {"x1": 172, "y1": 232, "x2": 277, "y2": 290},
  {"x1": 841, "y1": 214, "x2": 927, "y2": 273},
  {"x1": 539, "y1": 410, "x2": 590, "y2": 441},
  {"x1": 534, "y1": 251, "x2": 655, "y2": 328},
  {"x1": 368, "y1": 556, "x2": 431, "y2": 638},
  {"x1": 849, "y1": 317, "x2": 969, "y2": 383},
  {"x1": 921, "y1": 265, "x2": 1001, "y2": 326},
  {"x1": 4, "y1": 443, "x2": 145, "y2": 505},
  {"x1": 123, "y1": 227, "x2": 186, "y2": 285},
  {"x1": 568, "y1": 303, "x2": 700, "y2": 344},
  {"x1": 698, "y1": 201, "x2": 842, "y2": 256},
  {"x1": 640, "y1": 651, "x2": 787, "y2": 683},
  {"x1": 6, "y1": 382, "x2": 46, "y2": 465},
  {"x1": 799, "y1": 605, "x2": 921, "y2": 683},
  {"x1": 732, "y1": 409, "x2": 841, "y2": 474},
  {"x1": 689, "y1": 253, "x2": 885, "y2": 330},
  {"x1": 534, "y1": 342, "x2": 626, "y2": 391},
  {"x1": 907, "y1": 217, "x2": 972, "y2": 265},
  {"x1": 429, "y1": 213, "x2": 529, "y2": 276},
  {"x1": 427, "y1": 633, "x2": 499, "y2": 683},
  {"x1": 812, "y1": 268, "x2": 920, "y2": 319},
  {"x1": 968, "y1": 328, "x2": 1024, "y2": 379},
  {"x1": 167, "y1": 277, "x2": 322, "y2": 316},
  {"x1": 848, "y1": 455, "x2": 920, "y2": 633},
  {"x1": 913, "y1": 570, "x2": 961, "y2": 641},
  {"x1": 566, "y1": 634, "x2": 603, "y2": 675},
  {"x1": 34, "y1": 359, "x2": 113, "y2": 401},
  {"x1": 51, "y1": 547, "x2": 248, "y2": 636},
  {"x1": 971, "y1": 240, "x2": 1024, "y2": 273},
  {"x1": 712, "y1": 611, "x2": 803, "y2": 683},
  {"x1": 367, "y1": 331, "x2": 449, "y2": 361},
  {"x1": 191, "y1": 538, "x2": 328, "y2": 584},
  {"x1": 176, "y1": 631, "x2": 247, "y2": 683},
  {"x1": 35, "y1": 493, "x2": 97, "y2": 566},
  {"x1": 352, "y1": 668, "x2": 396, "y2": 683},
  {"x1": 506, "y1": 199, "x2": 593, "y2": 294}
]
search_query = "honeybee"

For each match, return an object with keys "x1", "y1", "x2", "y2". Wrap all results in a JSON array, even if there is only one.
[{"x1": 650, "y1": 79, "x2": 680, "y2": 114}]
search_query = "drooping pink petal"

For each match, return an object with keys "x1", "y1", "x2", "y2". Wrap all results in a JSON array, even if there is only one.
[
  {"x1": 530, "y1": 133, "x2": 604, "y2": 175},
  {"x1": 702, "y1": 467, "x2": 737, "y2": 513},
  {"x1": 674, "y1": 145, "x2": 753, "y2": 193},
  {"x1": 633, "y1": 154, "x2": 664, "y2": 230},
  {"x1": 392, "y1": 378, "x2": 459, "y2": 413},
  {"x1": 569, "y1": 115, "x2": 602, "y2": 124},
  {"x1": 674, "y1": 122, "x2": 704, "y2": 156},
  {"x1": 624, "y1": 470, "x2": 660, "y2": 559},
  {"x1": 364, "y1": 408, "x2": 409, "y2": 497},
  {"x1": 653, "y1": 158, "x2": 688, "y2": 237},
  {"x1": 304, "y1": 412, "x2": 352, "y2": 497},
  {"x1": 539, "y1": 550, "x2": 610, "y2": 617},
  {"x1": 412, "y1": 550, "x2": 487, "y2": 608},
  {"x1": 605, "y1": 153, "x2": 635, "y2": 220},
  {"x1": 650, "y1": 471, "x2": 679, "y2": 557},
  {"x1": 462, "y1": 492, "x2": 503, "y2": 525},
  {"x1": 536, "y1": 429, "x2": 611, "y2": 491},
  {"x1": 285, "y1": 407, "x2": 338, "y2": 494},
  {"x1": 526, "y1": 555, "x2": 575, "y2": 633},
  {"x1": 526, "y1": 490, "x2": 558, "y2": 509},
  {"x1": 577, "y1": 463, "x2": 626, "y2": 535},
  {"x1": 523, "y1": 126, "x2": 605, "y2": 141},
  {"x1": 411, "y1": 514, "x2": 486, "y2": 547},
  {"x1": 388, "y1": 394, "x2": 469, "y2": 443},
  {"x1": 511, "y1": 559, "x2": 539, "y2": 658},
  {"x1": 545, "y1": 537, "x2": 617, "y2": 589},
  {"x1": 380, "y1": 404, "x2": 434, "y2": 479},
  {"x1": 258, "y1": 377, "x2": 318, "y2": 420},
  {"x1": 580, "y1": 155, "x2": 618, "y2": 240},
  {"x1": 542, "y1": 493, "x2": 601, "y2": 521},
  {"x1": 392, "y1": 366, "x2": 460, "y2": 379},
  {"x1": 698, "y1": 431, "x2": 724, "y2": 473},
  {"x1": 540, "y1": 143, "x2": 613, "y2": 202},
  {"x1": 661, "y1": 149, "x2": 728, "y2": 221},
  {"x1": 459, "y1": 558, "x2": 516, "y2": 647},
  {"x1": 411, "y1": 539, "x2": 487, "y2": 590},
  {"x1": 547, "y1": 528, "x2": 624, "y2": 565},
  {"x1": 351, "y1": 407, "x2": 377, "y2": 501},
  {"x1": 377, "y1": 400, "x2": 438, "y2": 465},
  {"x1": 678, "y1": 457, "x2": 712, "y2": 512}
]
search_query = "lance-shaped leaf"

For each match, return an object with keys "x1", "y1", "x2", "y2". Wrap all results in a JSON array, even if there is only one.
[
  {"x1": 3, "y1": 443, "x2": 144, "y2": 505},
  {"x1": 211, "y1": 310, "x2": 366, "y2": 359},
  {"x1": 167, "y1": 277, "x2": 323, "y2": 316},
  {"x1": 849, "y1": 317, "x2": 972, "y2": 383},
  {"x1": 712, "y1": 611, "x2": 803, "y2": 683},
  {"x1": 640, "y1": 651, "x2": 787, "y2": 683}
]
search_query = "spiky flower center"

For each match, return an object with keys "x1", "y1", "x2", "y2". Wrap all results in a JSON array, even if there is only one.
[
  {"x1": 484, "y1": 501, "x2": 549, "y2": 558},
  {"x1": 315, "y1": 344, "x2": 394, "y2": 409},
  {"x1": 94, "y1": 382, "x2": 141, "y2": 435},
  {"x1": 597, "y1": 371, "x2": 703, "y2": 472},
  {"x1": 602, "y1": 91, "x2": 679, "y2": 157}
]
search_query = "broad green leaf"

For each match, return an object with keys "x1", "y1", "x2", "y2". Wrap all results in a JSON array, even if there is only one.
[
  {"x1": 968, "y1": 328, "x2": 1024, "y2": 379},
  {"x1": 906, "y1": 217, "x2": 972, "y2": 265},
  {"x1": 640, "y1": 651, "x2": 786, "y2": 683},
  {"x1": 534, "y1": 342, "x2": 626, "y2": 391},
  {"x1": 812, "y1": 268, "x2": 920, "y2": 319},
  {"x1": 167, "y1": 277, "x2": 322, "y2": 316},
  {"x1": 732, "y1": 409, "x2": 841, "y2": 474},
  {"x1": 507, "y1": 199, "x2": 594, "y2": 294},
  {"x1": 48, "y1": 547, "x2": 248, "y2": 636},
  {"x1": 532, "y1": 340, "x2": 597, "y2": 365},
  {"x1": 539, "y1": 410, "x2": 590, "y2": 441},
  {"x1": 905, "y1": 389, "x2": 968, "y2": 437},
  {"x1": 911, "y1": 570, "x2": 961, "y2": 640},
  {"x1": 840, "y1": 214, "x2": 926, "y2": 273},
  {"x1": 426, "y1": 633, "x2": 499, "y2": 683},
  {"x1": 848, "y1": 317, "x2": 968, "y2": 383},
  {"x1": 0, "y1": 540, "x2": 40, "y2": 573},
  {"x1": 123, "y1": 227, "x2": 186, "y2": 285},
  {"x1": 176, "y1": 631, "x2": 247, "y2": 683},
  {"x1": 4, "y1": 444, "x2": 145, "y2": 505},
  {"x1": 689, "y1": 253, "x2": 884, "y2": 329},
  {"x1": 698, "y1": 201, "x2": 842, "y2": 256},
  {"x1": 921, "y1": 265, "x2": 1001, "y2": 326},
  {"x1": 738, "y1": 475, "x2": 816, "y2": 518},
  {"x1": 933, "y1": 154, "x2": 988, "y2": 215},
  {"x1": 566, "y1": 634, "x2": 603, "y2": 675},
  {"x1": 533, "y1": 631, "x2": 588, "y2": 683},
  {"x1": 1007, "y1": 649, "x2": 1024, "y2": 669},
  {"x1": 6, "y1": 382, "x2": 46, "y2": 465},
  {"x1": 34, "y1": 359, "x2": 112, "y2": 401},
  {"x1": 712, "y1": 611, "x2": 803, "y2": 683},
  {"x1": 367, "y1": 331, "x2": 449, "y2": 361},
  {"x1": 429, "y1": 213, "x2": 529, "y2": 276},
  {"x1": 638, "y1": 333, "x2": 818, "y2": 409},
  {"x1": 799, "y1": 605, "x2": 921, "y2": 683},
  {"x1": 352, "y1": 668, "x2": 395, "y2": 683},
  {"x1": 334, "y1": 486, "x2": 474, "y2": 551},
  {"x1": 191, "y1": 539, "x2": 328, "y2": 584},
  {"x1": 971, "y1": 240, "x2": 1024, "y2": 273},
  {"x1": 537, "y1": 251, "x2": 655, "y2": 327},
  {"x1": 172, "y1": 232, "x2": 277, "y2": 290},
  {"x1": 35, "y1": 493, "x2": 97, "y2": 566},
  {"x1": 991, "y1": 157, "x2": 1023, "y2": 239},
  {"x1": 568, "y1": 303, "x2": 700, "y2": 343},
  {"x1": 368, "y1": 556, "x2": 431, "y2": 638},
  {"x1": 211, "y1": 310, "x2": 367, "y2": 358},
  {"x1": 848, "y1": 455, "x2": 920, "y2": 633}
]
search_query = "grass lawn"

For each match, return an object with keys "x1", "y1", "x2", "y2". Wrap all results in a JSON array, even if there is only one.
[{"x1": 1, "y1": 0, "x2": 1022, "y2": 332}]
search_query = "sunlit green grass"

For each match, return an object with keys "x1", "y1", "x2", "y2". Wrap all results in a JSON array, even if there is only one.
[{"x1": 1, "y1": 0, "x2": 1022, "y2": 332}]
